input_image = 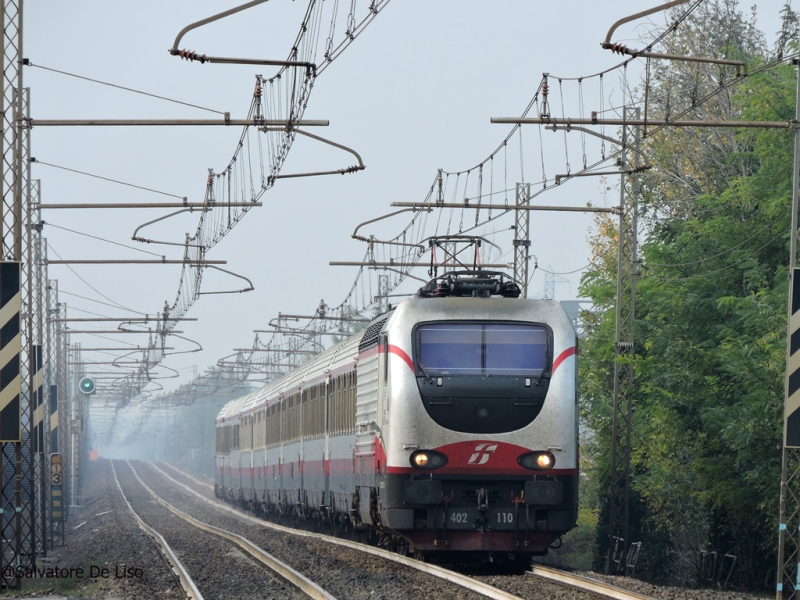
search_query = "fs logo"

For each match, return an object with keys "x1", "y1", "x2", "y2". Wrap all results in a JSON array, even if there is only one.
[{"x1": 468, "y1": 443, "x2": 498, "y2": 465}]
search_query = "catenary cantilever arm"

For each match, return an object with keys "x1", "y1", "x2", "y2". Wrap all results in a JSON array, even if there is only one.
[
  {"x1": 131, "y1": 208, "x2": 204, "y2": 248},
  {"x1": 547, "y1": 124, "x2": 650, "y2": 163},
  {"x1": 262, "y1": 127, "x2": 365, "y2": 182},
  {"x1": 197, "y1": 265, "x2": 255, "y2": 295},
  {"x1": 171, "y1": 0, "x2": 268, "y2": 52},
  {"x1": 169, "y1": 0, "x2": 316, "y2": 73},
  {"x1": 603, "y1": 0, "x2": 693, "y2": 45},
  {"x1": 351, "y1": 208, "x2": 428, "y2": 242}
]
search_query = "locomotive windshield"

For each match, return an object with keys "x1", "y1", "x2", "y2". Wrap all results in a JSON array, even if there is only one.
[{"x1": 416, "y1": 323, "x2": 549, "y2": 377}]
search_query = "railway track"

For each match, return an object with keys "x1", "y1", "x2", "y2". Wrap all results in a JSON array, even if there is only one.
[
  {"x1": 112, "y1": 460, "x2": 327, "y2": 600},
  {"x1": 528, "y1": 566, "x2": 655, "y2": 600},
  {"x1": 126, "y1": 461, "x2": 336, "y2": 600},
  {"x1": 163, "y1": 463, "x2": 214, "y2": 491},
  {"x1": 146, "y1": 461, "x2": 656, "y2": 600},
  {"x1": 111, "y1": 461, "x2": 203, "y2": 600}
]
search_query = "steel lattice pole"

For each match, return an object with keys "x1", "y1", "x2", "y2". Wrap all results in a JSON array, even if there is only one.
[
  {"x1": 514, "y1": 183, "x2": 531, "y2": 297},
  {"x1": 606, "y1": 108, "x2": 641, "y2": 575},
  {"x1": 1, "y1": 1, "x2": 40, "y2": 585},
  {"x1": 776, "y1": 60, "x2": 800, "y2": 600},
  {"x1": 20, "y1": 85, "x2": 36, "y2": 573}
]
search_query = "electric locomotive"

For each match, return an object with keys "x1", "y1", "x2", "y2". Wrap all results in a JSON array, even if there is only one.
[{"x1": 215, "y1": 271, "x2": 578, "y2": 563}]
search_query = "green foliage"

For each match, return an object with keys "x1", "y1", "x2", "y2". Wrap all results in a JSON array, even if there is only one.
[{"x1": 579, "y1": 9, "x2": 797, "y2": 588}]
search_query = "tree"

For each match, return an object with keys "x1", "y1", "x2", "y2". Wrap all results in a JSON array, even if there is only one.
[{"x1": 579, "y1": 2, "x2": 797, "y2": 587}]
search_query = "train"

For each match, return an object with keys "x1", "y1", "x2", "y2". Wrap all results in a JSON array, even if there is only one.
[{"x1": 215, "y1": 271, "x2": 578, "y2": 565}]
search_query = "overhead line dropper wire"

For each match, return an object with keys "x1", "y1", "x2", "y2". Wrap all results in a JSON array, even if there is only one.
[
  {"x1": 33, "y1": 160, "x2": 185, "y2": 199},
  {"x1": 442, "y1": 39, "x2": 790, "y2": 246},
  {"x1": 27, "y1": 63, "x2": 225, "y2": 115}
]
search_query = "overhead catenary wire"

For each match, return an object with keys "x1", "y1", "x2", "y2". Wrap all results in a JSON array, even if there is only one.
[
  {"x1": 97, "y1": 1, "x2": 790, "y2": 423},
  {"x1": 33, "y1": 160, "x2": 186, "y2": 200},
  {"x1": 645, "y1": 226, "x2": 790, "y2": 282},
  {"x1": 59, "y1": 290, "x2": 147, "y2": 315},
  {"x1": 49, "y1": 243, "x2": 148, "y2": 316},
  {"x1": 46, "y1": 222, "x2": 165, "y2": 258},
  {"x1": 91, "y1": 0, "x2": 392, "y2": 409},
  {"x1": 27, "y1": 62, "x2": 227, "y2": 114}
]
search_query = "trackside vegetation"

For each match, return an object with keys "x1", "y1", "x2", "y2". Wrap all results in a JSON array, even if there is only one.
[{"x1": 578, "y1": 1, "x2": 799, "y2": 589}]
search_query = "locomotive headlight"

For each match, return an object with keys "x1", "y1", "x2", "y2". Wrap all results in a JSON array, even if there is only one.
[
  {"x1": 518, "y1": 451, "x2": 556, "y2": 471},
  {"x1": 410, "y1": 450, "x2": 447, "y2": 469}
]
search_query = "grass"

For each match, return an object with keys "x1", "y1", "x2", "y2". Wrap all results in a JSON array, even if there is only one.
[{"x1": 534, "y1": 507, "x2": 597, "y2": 571}]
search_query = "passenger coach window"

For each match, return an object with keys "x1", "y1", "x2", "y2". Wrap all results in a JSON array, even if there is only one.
[{"x1": 416, "y1": 323, "x2": 550, "y2": 376}]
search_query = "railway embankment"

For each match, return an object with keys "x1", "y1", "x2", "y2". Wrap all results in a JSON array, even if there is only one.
[{"x1": 10, "y1": 458, "x2": 181, "y2": 598}]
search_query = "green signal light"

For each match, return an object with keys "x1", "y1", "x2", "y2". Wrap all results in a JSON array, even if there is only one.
[{"x1": 79, "y1": 377, "x2": 96, "y2": 395}]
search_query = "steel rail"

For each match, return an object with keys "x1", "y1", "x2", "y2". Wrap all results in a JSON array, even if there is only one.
[
  {"x1": 146, "y1": 462, "x2": 525, "y2": 600},
  {"x1": 110, "y1": 462, "x2": 203, "y2": 600},
  {"x1": 529, "y1": 565, "x2": 656, "y2": 600},
  {"x1": 127, "y1": 462, "x2": 336, "y2": 600},
  {"x1": 153, "y1": 462, "x2": 657, "y2": 600},
  {"x1": 159, "y1": 462, "x2": 213, "y2": 490}
]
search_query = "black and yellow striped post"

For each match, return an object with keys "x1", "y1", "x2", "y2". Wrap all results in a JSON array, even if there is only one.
[
  {"x1": 31, "y1": 345, "x2": 43, "y2": 453},
  {"x1": 780, "y1": 268, "x2": 800, "y2": 598},
  {"x1": 787, "y1": 269, "x2": 800, "y2": 446},
  {"x1": 0, "y1": 262, "x2": 21, "y2": 442},
  {"x1": 50, "y1": 453, "x2": 63, "y2": 544},
  {"x1": 49, "y1": 384, "x2": 58, "y2": 453}
]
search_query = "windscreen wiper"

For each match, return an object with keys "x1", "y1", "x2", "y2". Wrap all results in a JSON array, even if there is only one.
[{"x1": 418, "y1": 363, "x2": 434, "y2": 385}]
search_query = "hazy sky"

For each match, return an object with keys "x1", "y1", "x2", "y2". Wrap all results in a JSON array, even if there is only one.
[{"x1": 21, "y1": 1, "x2": 790, "y2": 430}]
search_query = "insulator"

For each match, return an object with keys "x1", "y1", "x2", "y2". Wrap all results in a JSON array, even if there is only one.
[
  {"x1": 178, "y1": 49, "x2": 207, "y2": 63},
  {"x1": 610, "y1": 43, "x2": 628, "y2": 55},
  {"x1": 542, "y1": 82, "x2": 549, "y2": 95},
  {"x1": 254, "y1": 84, "x2": 262, "y2": 98}
]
